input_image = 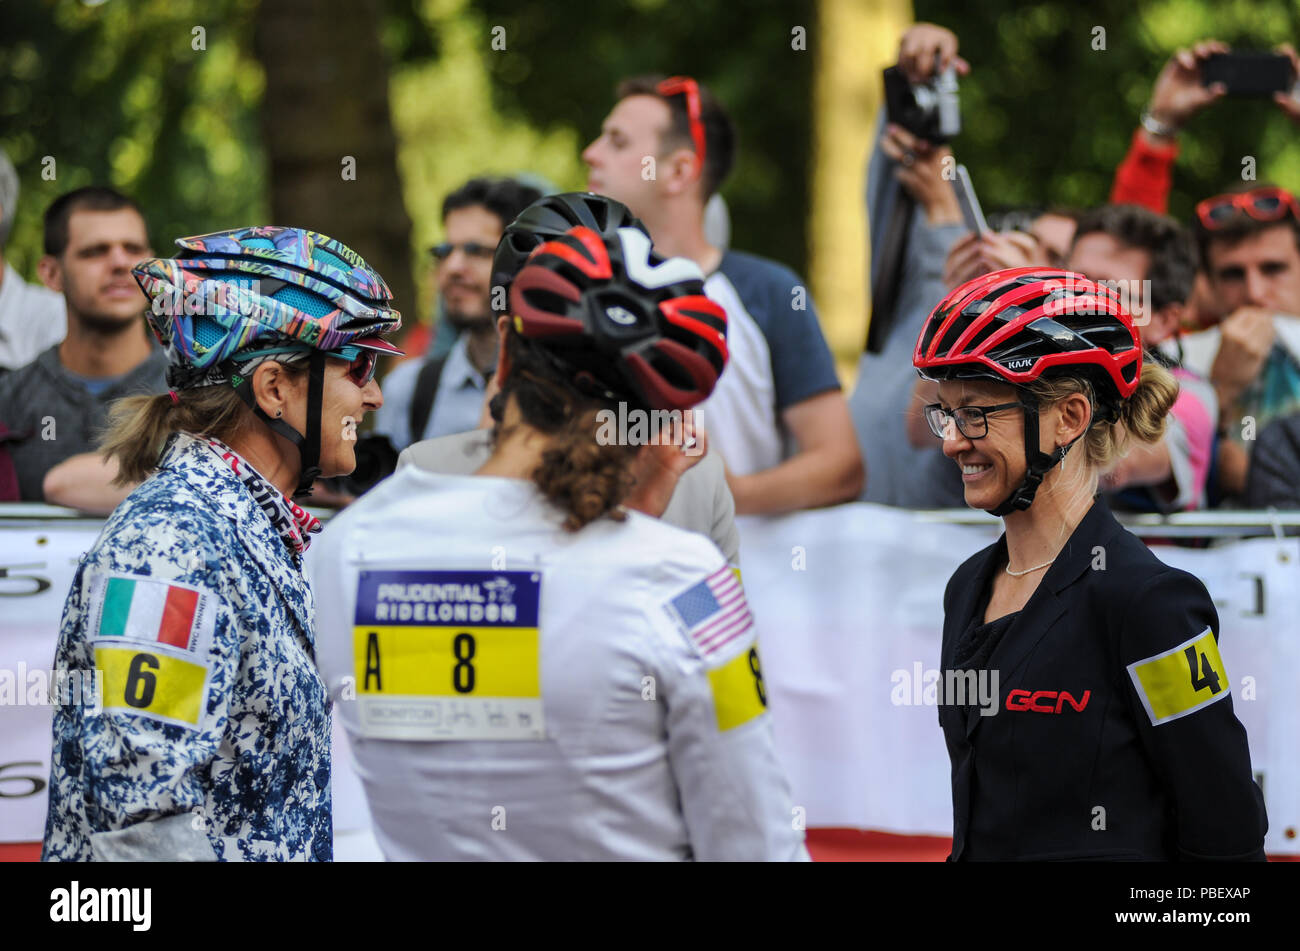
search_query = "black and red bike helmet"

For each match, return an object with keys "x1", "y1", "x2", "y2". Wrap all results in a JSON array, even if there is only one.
[
  {"x1": 913, "y1": 266, "x2": 1142, "y2": 515},
  {"x1": 493, "y1": 192, "x2": 649, "y2": 305},
  {"x1": 509, "y1": 224, "x2": 727, "y2": 412}
]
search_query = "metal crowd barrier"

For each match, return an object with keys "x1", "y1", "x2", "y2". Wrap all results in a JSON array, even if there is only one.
[{"x1": 6, "y1": 502, "x2": 1300, "y2": 541}]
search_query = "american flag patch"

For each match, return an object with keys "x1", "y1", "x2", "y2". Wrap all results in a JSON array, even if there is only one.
[{"x1": 666, "y1": 568, "x2": 753, "y2": 658}]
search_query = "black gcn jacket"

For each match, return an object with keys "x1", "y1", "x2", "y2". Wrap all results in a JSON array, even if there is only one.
[{"x1": 939, "y1": 496, "x2": 1267, "y2": 861}]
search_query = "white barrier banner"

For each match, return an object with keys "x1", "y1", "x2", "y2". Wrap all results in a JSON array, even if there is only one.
[
  {"x1": 0, "y1": 521, "x2": 96, "y2": 844},
  {"x1": 3, "y1": 507, "x2": 1297, "y2": 855}
]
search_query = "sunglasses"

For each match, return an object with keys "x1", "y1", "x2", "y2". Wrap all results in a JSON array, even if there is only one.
[
  {"x1": 924, "y1": 401, "x2": 1029, "y2": 440},
  {"x1": 430, "y1": 241, "x2": 496, "y2": 261},
  {"x1": 656, "y1": 75, "x2": 707, "y2": 171},
  {"x1": 1196, "y1": 186, "x2": 1300, "y2": 231},
  {"x1": 240, "y1": 344, "x2": 382, "y2": 388},
  {"x1": 328, "y1": 345, "x2": 379, "y2": 387}
]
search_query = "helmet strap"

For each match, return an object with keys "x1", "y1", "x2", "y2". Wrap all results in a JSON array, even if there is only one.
[
  {"x1": 296, "y1": 350, "x2": 326, "y2": 498},
  {"x1": 988, "y1": 401, "x2": 1070, "y2": 517},
  {"x1": 231, "y1": 349, "x2": 326, "y2": 499}
]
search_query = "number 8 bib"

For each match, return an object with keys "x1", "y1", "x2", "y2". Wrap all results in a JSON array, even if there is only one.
[{"x1": 351, "y1": 569, "x2": 545, "y2": 740}]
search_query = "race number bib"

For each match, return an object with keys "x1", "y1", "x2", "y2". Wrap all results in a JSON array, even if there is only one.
[{"x1": 352, "y1": 570, "x2": 544, "y2": 741}]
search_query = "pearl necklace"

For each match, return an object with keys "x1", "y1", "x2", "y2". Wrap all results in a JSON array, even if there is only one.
[{"x1": 1005, "y1": 557, "x2": 1055, "y2": 577}]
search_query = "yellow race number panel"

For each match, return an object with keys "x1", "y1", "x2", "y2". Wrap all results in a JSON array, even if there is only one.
[
  {"x1": 708, "y1": 643, "x2": 768, "y2": 732},
  {"x1": 1127, "y1": 627, "x2": 1231, "y2": 726},
  {"x1": 95, "y1": 645, "x2": 209, "y2": 729},
  {"x1": 351, "y1": 570, "x2": 544, "y2": 740}
]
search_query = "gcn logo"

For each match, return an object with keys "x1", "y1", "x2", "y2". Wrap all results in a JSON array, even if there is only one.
[{"x1": 1005, "y1": 688, "x2": 1091, "y2": 714}]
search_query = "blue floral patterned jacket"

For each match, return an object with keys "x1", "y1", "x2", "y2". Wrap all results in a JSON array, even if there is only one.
[{"x1": 42, "y1": 433, "x2": 332, "y2": 861}]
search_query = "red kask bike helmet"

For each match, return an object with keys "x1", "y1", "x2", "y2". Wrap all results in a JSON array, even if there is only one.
[
  {"x1": 509, "y1": 224, "x2": 727, "y2": 412},
  {"x1": 913, "y1": 266, "x2": 1142, "y2": 516}
]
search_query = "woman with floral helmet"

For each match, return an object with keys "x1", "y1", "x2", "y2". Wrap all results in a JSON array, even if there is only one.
[{"x1": 42, "y1": 225, "x2": 401, "y2": 861}]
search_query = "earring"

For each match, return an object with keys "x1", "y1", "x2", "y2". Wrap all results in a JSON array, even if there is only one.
[{"x1": 275, "y1": 409, "x2": 283, "y2": 418}]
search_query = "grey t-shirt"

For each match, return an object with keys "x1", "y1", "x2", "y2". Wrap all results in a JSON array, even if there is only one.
[
  {"x1": 396, "y1": 429, "x2": 742, "y2": 566},
  {"x1": 0, "y1": 342, "x2": 169, "y2": 501}
]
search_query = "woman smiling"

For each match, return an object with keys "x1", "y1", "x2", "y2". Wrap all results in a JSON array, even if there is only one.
[{"x1": 913, "y1": 266, "x2": 1267, "y2": 861}]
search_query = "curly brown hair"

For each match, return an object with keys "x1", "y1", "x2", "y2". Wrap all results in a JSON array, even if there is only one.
[{"x1": 488, "y1": 333, "x2": 641, "y2": 532}]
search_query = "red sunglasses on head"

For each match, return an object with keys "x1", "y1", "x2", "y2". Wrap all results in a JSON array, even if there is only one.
[
  {"x1": 1196, "y1": 186, "x2": 1300, "y2": 231},
  {"x1": 656, "y1": 75, "x2": 707, "y2": 172}
]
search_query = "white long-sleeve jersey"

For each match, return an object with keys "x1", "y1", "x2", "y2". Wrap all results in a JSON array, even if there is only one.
[{"x1": 308, "y1": 467, "x2": 808, "y2": 861}]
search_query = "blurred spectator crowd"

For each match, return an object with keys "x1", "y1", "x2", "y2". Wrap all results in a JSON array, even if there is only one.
[{"x1": 4, "y1": 22, "x2": 1300, "y2": 515}]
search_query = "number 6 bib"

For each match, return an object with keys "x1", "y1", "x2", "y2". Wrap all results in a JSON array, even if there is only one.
[{"x1": 351, "y1": 569, "x2": 544, "y2": 741}]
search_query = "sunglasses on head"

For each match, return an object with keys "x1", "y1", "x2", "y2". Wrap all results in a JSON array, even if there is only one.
[
  {"x1": 1196, "y1": 186, "x2": 1300, "y2": 231},
  {"x1": 430, "y1": 241, "x2": 496, "y2": 261},
  {"x1": 656, "y1": 75, "x2": 707, "y2": 171}
]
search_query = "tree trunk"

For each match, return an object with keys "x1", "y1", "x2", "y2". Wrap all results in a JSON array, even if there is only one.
[
  {"x1": 809, "y1": 0, "x2": 912, "y2": 385},
  {"x1": 254, "y1": 0, "x2": 417, "y2": 346}
]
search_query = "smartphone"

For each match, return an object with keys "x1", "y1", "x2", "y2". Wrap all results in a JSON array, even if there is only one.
[
  {"x1": 953, "y1": 164, "x2": 987, "y2": 236},
  {"x1": 1201, "y1": 52, "x2": 1295, "y2": 97}
]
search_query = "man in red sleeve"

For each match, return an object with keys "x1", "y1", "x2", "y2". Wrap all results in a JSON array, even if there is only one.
[{"x1": 1110, "y1": 40, "x2": 1300, "y2": 216}]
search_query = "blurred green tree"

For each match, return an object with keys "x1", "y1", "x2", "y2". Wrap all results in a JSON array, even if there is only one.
[
  {"x1": 469, "y1": 0, "x2": 818, "y2": 276},
  {"x1": 9, "y1": 0, "x2": 1300, "y2": 354},
  {"x1": 385, "y1": 0, "x2": 588, "y2": 330},
  {"x1": 1, "y1": 0, "x2": 265, "y2": 277},
  {"x1": 915, "y1": 0, "x2": 1300, "y2": 221},
  {"x1": 255, "y1": 0, "x2": 416, "y2": 330}
]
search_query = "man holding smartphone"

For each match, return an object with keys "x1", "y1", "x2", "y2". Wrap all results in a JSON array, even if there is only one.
[{"x1": 1103, "y1": 40, "x2": 1300, "y2": 502}]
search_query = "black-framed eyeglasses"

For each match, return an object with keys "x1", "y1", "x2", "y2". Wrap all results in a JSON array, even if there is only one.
[
  {"x1": 923, "y1": 401, "x2": 1028, "y2": 439},
  {"x1": 430, "y1": 241, "x2": 496, "y2": 261}
]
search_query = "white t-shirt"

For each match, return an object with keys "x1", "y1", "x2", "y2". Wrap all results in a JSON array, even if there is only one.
[
  {"x1": 701, "y1": 269, "x2": 781, "y2": 475},
  {"x1": 0, "y1": 262, "x2": 65, "y2": 370},
  {"x1": 698, "y1": 252, "x2": 842, "y2": 478},
  {"x1": 308, "y1": 467, "x2": 808, "y2": 861}
]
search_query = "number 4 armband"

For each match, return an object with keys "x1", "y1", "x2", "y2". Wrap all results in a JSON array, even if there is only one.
[{"x1": 1126, "y1": 626, "x2": 1231, "y2": 727}]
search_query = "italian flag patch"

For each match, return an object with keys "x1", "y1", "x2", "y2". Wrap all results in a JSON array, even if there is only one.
[{"x1": 92, "y1": 575, "x2": 213, "y2": 653}]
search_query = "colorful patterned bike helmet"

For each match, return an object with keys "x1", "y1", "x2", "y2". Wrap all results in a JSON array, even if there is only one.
[
  {"x1": 913, "y1": 266, "x2": 1142, "y2": 515},
  {"x1": 133, "y1": 225, "x2": 403, "y2": 497},
  {"x1": 509, "y1": 225, "x2": 726, "y2": 412}
]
